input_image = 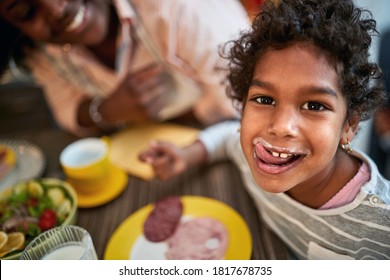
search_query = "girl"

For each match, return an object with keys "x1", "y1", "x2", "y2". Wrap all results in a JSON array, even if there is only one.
[{"x1": 139, "y1": 0, "x2": 390, "y2": 259}]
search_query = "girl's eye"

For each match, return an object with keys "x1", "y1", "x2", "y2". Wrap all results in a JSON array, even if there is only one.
[
  {"x1": 302, "y1": 101, "x2": 326, "y2": 111},
  {"x1": 254, "y1": 96, "x2": 275, "y2": 105},
  {"x1": 8, "y1": 2, "x2": 36, "y2": 21}
]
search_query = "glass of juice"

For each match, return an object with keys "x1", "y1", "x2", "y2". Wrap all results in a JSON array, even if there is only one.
[{"x1": 20, "y1": 225, "x2": 98, "y2": 260}]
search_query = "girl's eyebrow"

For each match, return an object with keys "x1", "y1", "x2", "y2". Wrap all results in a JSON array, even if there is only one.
[
  {"x1": 250, "y1": 79, "x2": 338, "y2": 97},
  {"x1": 308, "y1": 86, "x2": 338, "y2": 97},
  {"x1": 250, "y1": 79, "x2": 271, "y2": 89}
]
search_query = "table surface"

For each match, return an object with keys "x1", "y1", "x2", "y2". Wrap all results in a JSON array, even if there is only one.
[{"x1": 0, "y1": 127, "x2": 291, "y2": 260}]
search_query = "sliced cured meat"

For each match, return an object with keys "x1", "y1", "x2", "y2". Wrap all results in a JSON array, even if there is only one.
[
  {"x1": 166, "y1": 217, "x2": 229, "y2": 260},
  {"x1": 143, "y1": 196, "x2": 183, "y2": 242}
]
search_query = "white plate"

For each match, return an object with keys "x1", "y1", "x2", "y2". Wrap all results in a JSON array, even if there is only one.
[{"x1": 0, "y1": 139, "x2": 46, "y2": 191}]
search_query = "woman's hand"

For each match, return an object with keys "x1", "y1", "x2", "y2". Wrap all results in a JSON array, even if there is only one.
[{"x1": 101, "y1": 64, "x2": 173, "y2": 123}]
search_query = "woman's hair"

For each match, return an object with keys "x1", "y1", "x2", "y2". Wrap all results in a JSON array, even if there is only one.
[
  {"x1": 0, "y1": 18, "x2": 34, "y2": 79},
  {"x1": 224, "y1": 0, "x2": 386, "y2": 121}
]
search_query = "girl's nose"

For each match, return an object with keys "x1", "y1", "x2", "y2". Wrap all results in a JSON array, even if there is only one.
[{"x1": 267, "y1": 107, "x2": 299, "y2": 138}]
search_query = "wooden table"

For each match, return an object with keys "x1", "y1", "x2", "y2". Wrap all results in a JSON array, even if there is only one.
[{"x1": 0, "y1": 127, "x2": 291, "y2": 260}]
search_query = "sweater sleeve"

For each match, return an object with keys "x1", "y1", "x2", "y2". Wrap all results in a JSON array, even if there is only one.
[{"x1": 198, "y1": 120, "x2": 240, "y2": 163}]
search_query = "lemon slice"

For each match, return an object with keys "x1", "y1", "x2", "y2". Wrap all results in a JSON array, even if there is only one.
[
  {"x1": 0, "y1": 232, "x2": 25, "y2": 258},
  {"x1": 0, "y1": 231, "x2": 8, "y2": 251}
]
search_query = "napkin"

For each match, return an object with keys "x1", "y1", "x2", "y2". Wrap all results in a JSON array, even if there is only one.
[{"x1": 108, "y1": 122, "x2": 199, "y2": 180}]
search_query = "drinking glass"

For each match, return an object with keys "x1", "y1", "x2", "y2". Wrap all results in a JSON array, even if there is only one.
[{"x1": 20, "y1": 225, "x2": 98, "y2": 260}]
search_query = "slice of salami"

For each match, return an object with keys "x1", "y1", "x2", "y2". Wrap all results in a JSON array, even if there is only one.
[{"x1": 143, "y1": 196, "x2": 183, "y2": 242}]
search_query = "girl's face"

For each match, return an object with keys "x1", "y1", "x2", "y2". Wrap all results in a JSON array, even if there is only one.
[
  {"x1": 0, "y1": 0, "x2": 110, "y2": 46},
  {"x1": 240, "y1": 43, "x2": 355, "y2": 194}
]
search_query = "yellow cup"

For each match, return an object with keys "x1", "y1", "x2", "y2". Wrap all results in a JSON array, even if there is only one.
[{"x1": 60, "y1": 138, "x2": 110, "y2": 194}]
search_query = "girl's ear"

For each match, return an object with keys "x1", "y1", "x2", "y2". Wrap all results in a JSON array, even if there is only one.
[{"x1": 340, "y1": 115, "x2": 360, "y2": 145}]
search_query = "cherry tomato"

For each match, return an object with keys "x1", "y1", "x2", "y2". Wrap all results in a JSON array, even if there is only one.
[{"x1": 39, "y1": 209, "x2": 57, "y2": 231}]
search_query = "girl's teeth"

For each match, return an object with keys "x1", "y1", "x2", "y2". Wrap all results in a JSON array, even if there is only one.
[{"x1": 271, "y1": 151, "x2": 291, "y2": 158}]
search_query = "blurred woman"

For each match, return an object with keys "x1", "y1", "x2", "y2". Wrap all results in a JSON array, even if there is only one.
[{"x1": 0, "y1": 0, "x2": 249, "y2": 136}]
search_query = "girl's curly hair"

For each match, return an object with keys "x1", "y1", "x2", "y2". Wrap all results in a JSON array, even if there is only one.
[{"x1": 224, "y1": 0, "x2": 386, "y2": 121}]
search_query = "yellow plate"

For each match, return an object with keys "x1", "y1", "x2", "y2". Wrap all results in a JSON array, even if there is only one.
[
  {"x1": 70, "y1": 164, "x2": 128, "y2": 208},
  {"x1": 104, "y1": 196, "x2": 252, "y2": 260}
]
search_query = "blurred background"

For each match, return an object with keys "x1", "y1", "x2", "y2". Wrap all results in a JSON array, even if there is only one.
[
  {"x1": 1, "y1": 0, "x2": 389, "y2": 178},
  {"x1": 352, "y1": 0, "x2": 390, "y2": 179}
]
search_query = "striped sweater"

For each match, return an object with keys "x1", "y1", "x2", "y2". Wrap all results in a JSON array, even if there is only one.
[{"x1": 199, "y1": 121, "x2": 390, "y2": 259}]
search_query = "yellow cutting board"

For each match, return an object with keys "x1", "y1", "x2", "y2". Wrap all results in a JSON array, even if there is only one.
[{"x1": 108, "y1": 122, "x2": 199, "y2": 180}]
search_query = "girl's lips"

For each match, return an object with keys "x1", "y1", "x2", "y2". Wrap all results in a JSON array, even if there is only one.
[
  {"x1": 252, "y1": 137, "x2": 309, "y2": 155},
  {"x1": 252, "y1": 138, "x2": 308, "y2": 175},
  {"x1": 255, "y1": 144, "x2": 296, "y2": 165},
  {"x1": 253, "y1": 146, "x2": 303, "y2": 174}
]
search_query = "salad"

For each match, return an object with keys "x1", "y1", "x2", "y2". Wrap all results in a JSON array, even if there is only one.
[{"x1": 0, "y1": 179, "x2": 75, "y2": 258}]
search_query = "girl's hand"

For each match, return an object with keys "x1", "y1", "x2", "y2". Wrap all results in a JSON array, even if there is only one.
[
  {"x1": 139, "y1": 141, "x2": 188, "y2": 180},
  {"x1": 139, "y1": 139, "x2": 208, "y2": 181}
]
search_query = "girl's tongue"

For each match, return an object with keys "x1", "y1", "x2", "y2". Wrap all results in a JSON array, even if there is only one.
[{"x1": 255, "y1": 143, "x2": 294, "y2": 165}]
